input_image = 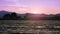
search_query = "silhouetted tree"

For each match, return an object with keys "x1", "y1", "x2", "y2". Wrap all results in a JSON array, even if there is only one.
[
  {"x1": 10, "y1": 12, "x2": 17, "y2": 20},
  {"x1": 3, "y1": 14, "x2": 11, "y2": 20}
]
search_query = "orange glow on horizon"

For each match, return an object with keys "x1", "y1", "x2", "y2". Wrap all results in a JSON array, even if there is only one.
[
  {"x1": 30, "y1": 9, "x2": 42, "y2": 14},
  {"x1": 31, "y1": 11, "x2": 39, "y2": 14}
]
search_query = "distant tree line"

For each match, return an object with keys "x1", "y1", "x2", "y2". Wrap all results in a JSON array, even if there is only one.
[
  {"x1": 43, "y1": 14, "x2": 60, "y2": 20},
  {"x1": 3, "y1": 12, "x2": 17, "y2": 20},
  {"x1": 0, "y1": 11, "x2": 60, "y2": 20},
  {"x1": 0, "y1": 12, "x2": 29, "y2": 20},
  {"x1": 0, "y1": 12, "x2": 27, "y2": 20}
]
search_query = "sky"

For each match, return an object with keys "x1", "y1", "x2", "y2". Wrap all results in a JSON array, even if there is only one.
[{"x1": 0, "y1": 0, "x2": 60, "y2": 14}]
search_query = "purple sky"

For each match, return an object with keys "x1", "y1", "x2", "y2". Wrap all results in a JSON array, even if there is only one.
[{"x1": 0, "y1": 0, "x2": 60, "y2": 14}]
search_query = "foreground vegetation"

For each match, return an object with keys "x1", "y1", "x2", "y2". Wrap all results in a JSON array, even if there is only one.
[{"x1": 0, "y1": 20, "x2": 60, "y2": 34}]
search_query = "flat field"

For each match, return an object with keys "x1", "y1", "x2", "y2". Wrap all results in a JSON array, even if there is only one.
[{"x1": 0, "y1": 20, "x2": 60, "y2": 34}]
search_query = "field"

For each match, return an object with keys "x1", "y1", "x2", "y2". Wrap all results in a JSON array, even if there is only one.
[{"x1": 0, "y1": 20, "x2": 60, "y2": 34}]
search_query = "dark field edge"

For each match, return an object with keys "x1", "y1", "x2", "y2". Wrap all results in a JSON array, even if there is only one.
[{"x1": 0, "y1": 19, "x2": 60, "y2": 20}]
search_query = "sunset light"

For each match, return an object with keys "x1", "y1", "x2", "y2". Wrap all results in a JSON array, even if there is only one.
[
  {"x1": 0, "y1": 0, "x2": 60, "y2": 14},
  {"x1": 32, "y1": 11, "x2": 39, "y2": 14},
  {"x1": 0, "y1": 0, "x2": 60, "y2": 34}
]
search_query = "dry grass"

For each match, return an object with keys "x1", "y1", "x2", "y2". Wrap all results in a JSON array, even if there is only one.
[{"x1": 0, "y1": 20, "x2": 60, "y2": 34}]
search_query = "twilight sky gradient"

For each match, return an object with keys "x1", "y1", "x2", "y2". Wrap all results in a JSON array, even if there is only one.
[{"x1": 0, "y1": 0, "x2": 60, "y2": 14}]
